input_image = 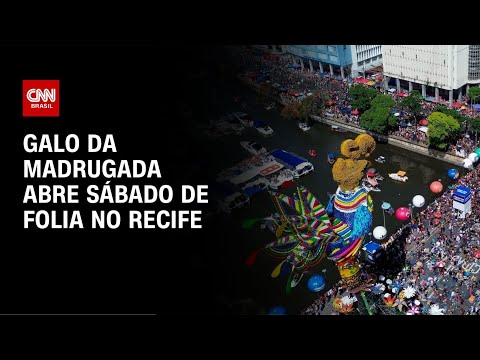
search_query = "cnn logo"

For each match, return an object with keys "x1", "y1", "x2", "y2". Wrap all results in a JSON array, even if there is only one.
[
  {"x1": 23, "y1": 80, "x2": 60, "y2": 117},
  {"x1": 26, "y1": 88, "x2": 56, "y2": 102}
]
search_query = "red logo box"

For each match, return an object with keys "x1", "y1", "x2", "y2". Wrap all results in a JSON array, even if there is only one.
[{"x1": 23, "y1": 80, "x2": 60, "y2": 117}]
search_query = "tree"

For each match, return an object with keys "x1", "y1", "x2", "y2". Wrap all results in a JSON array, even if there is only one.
[
  {"x1": 280, "y1": 102, "x2": 300, "y2": 120},
  {"x1": 467, "y1": 116, "x2": 480, "y2": 146},
  {"x1": 360, "y1": 106, "x2": 397, "y2": 134},
  {"x1": 468, "y1": 86, "x2": 480, "y2": 108},
  {"x1": 349, "y1": 84, "x2": 378, "y2": 113},
  {"x1": 400, "y1": 90, "x2": 423, "y2": 121},
  {"x1": 427, "y1": 112, "x2": 460, "y2": 151},
  {"x1": 297, "y1": 95, "x2": 320, "y2": 121},
  {"x1": 371, "y1": 94, "x2": 395, "y2": 109}
]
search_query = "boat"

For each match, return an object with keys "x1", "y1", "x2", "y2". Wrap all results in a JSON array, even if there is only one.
[
  {"x1": 327, "y1": 153, "x2": 335, "y2": 165},
  {"x1": 219, "y1": 192, "x2": 250, "y2": 213},
  {"x1": 254, "y1": 120, "x2": 274, "y2": 136},
  {"x1": 389, "y1": 170, "x2": 408, "y2": 182},
  {"x1": 221, "y1": 113, "x2": 245, "y2": 133},
  {"x1": 264, "y1": 169, "x2": 295, "y2": 189},
  {"x1": 331, "y1": 125, "x2": 348, "y2": 132},
  {"x1": 363, "y1": 183, "x2": 381, "y2": 192},
  {"x1": 290, "y1": 272, "x2": 304, "y2": 288},
  {"x1": 375, "y1": 175, "x2": 384, "y2": 181},
  {"x1": 298, "y1": 122, "x2": 311, "y2": 131},
  {"x1": 265, "y1": 102, "x2": 276, "y2": 111},
  {"x1": 233, "y1": 112, "x2": 254, "y2": 127},
  {"x1": 271, "y1": 149, "x2": 315, "y2": 178},
  {"x1": 362, "y1": 176, "x2": 381, "y2": 192},
  {"x1": 240, "y1": 141, "x2": 267, "y2": 155},
  {"x1": 375, "y1": 156, "x2": 386, "y2": 163}
]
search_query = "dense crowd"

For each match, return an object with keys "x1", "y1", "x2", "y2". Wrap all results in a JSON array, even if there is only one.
[{"x1": 241, "y1": 49, "x2": 479, "y2": 156}]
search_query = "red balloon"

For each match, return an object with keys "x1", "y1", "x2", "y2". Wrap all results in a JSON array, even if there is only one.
[
  {"x1": 396, "y1": 207, "x2": 410, "y2": 221},
  {"x1": 430, "y1": 181, "x2": 443, "y2": 193}
]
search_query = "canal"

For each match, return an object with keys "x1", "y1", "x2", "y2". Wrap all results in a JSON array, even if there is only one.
[{"x1": 185, "y1": 73, "x2": 464, "y2": 315}]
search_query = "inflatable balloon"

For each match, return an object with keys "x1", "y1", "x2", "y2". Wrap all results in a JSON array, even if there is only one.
[
  {"x1": 267, "y1": 306, "x2": 287, "y2": 315},
  {"x1": 396, "y1": 207, "x2": 410, "y2": 221},
  {"x1": 412, "y1": 195, "x2": 425, "y2": 208},
  {"x1": 447, "y1": 169, "x2": 459, "y2": 180},
  {"x1": 307, "y1": 274, "x2": 326, "y2": 293},
  {"x1": 463, "y1": 158, "x2": 473, "y2": 169},
  {"x1": 468, "y1": 153, "x2": 479, "y2": 163},
  {"x1": 475, "y1": 148, "x2": 480, "y2": 157},
  {"x1": 430, "y1": 181, "x2": 443, "y2": 194},
  {"x1": 373, "y1": 226, "x2": 387, "y2": 240}
]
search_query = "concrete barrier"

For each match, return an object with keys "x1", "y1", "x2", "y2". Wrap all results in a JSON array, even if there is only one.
[{"x1": 311, "y1": 115, "x2": 464, "y2": 166}]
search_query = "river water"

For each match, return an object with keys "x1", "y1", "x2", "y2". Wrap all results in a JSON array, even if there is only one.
[{"x1": 186, "y1": 74, "x2": 465, "y2": 315}]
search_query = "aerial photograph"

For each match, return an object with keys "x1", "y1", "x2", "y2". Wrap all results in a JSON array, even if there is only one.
[{"x1": 182, "y1": 45, "x2": 480, "y2": 315}]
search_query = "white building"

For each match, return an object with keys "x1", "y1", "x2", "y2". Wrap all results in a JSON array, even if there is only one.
[
  {"x1": 350, "y1": 45, "x2": 383, "y2": 78},
  {"x1": 381, "y1": 45, "x2": 478, "y2": 105}
]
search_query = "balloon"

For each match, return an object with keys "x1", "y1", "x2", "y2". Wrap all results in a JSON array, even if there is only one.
[
  {"x1": 412, "y1": 195, "x2": 425, "y2": 208},
  {"x1": 396, "y1": 207, "x2": 410, "y2": 221},
  {"x1": 373, "y1": 226, "x2": 387, "y2": 240},
  {"x1": 267, "y1": 306, "x2": 287, "y2": 315},
  {"x1": 463, "y1": 158, "x2": 473, "y2": 169},
  {"x1": 430, "y1": 181, "x2": 443, "y2": 194},
  {"x1": 468, "y1": 153, "x2": 479, "y2": 163},
  {"x1": 475, "y1": 148, "x2": 480, "y2": 157},
  {"x1": 447, "y1": 169, "x2": 459, "y2": 180},
  {"x1": 307, "y1": 274, "x2": 326, "y2": 293}
]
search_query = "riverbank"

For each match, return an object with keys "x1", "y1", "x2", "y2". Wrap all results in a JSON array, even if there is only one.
[
  {"x1": 310, "y1": 115, "x2": 465, "y2": 166},
  {"x1": 239, "y1": 75, "x2": 465, "y2": 166}
]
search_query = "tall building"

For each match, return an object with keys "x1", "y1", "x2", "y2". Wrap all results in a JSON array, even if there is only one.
[
  {"x1": 285, "y1": 45, "x2": 383, "y2": 79},
  {"x1": 285, "y1": 45, "x2": 352, "y2": 78},
  {"x1": 350, "y1": 45, "x2": 383, "y2": 78},
  {"x1": 382, "y1": 45, "x2": 479, "y2": 105}
]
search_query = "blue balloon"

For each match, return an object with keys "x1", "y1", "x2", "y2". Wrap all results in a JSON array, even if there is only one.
[
  {"x1": 307, "y1": 274, "x2": 326, "y2": 293},
  {"x1": 447, "y1": 168, "x2": 459, "y2": 180},
  {"x1": 267, "y1": 306, "x2": 287, "y2": 315}
]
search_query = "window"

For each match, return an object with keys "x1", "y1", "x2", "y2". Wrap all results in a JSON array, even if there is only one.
[
  {"x1": 329, "y1": 55, "x2": 338, "y2": 62},
  {"x1": 317, "y1": 45, "x2": 327, "y2": 51},
  {"x1": 328, "y1": 46, "x2": 336, "y2": 53},
  {"x1": 318, "y1": 53, "x2": 328, "y2": 60}
]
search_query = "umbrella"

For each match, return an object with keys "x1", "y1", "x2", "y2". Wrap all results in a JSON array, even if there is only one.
[
  {"x1": 435, "y1": 261, "x2": 446, "y2": 268},
  {"x1": 394, "y1": 112, "x2": 400, "y2": 117},
  {"x1": 452, "y1": 102, "x2": 463, "y2": 108},
  {"x1": 434, "y1": 212, "x2": 442, "y2": 218},
  {"x1": 419, "y1": 119, "x2": 429, "y2": 126},
  {"x1": 434, "y1": 218, "x2": 440, "y2": 225},
  {"x1": 474, "y1": 250, "x2": 480, "y2": 259},
  {"x1": 381, "y1": 202, "x2": 392, "y2": 210},
  {"x1": 351, "y1": 109, "x2": 359, "y2": 115},
  {"x1": 399, "y1": 122, "x2": 408, "y2": 128}
]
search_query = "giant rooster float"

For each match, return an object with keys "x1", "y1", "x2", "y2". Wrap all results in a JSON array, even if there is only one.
[{"x1": 244, "y1": 134, "x2": 377, "y2": 293}]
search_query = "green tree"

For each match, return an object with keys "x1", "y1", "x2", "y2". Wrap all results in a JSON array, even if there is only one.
[
  {"x1": 371, "y1": 94, "x2": 395, "y2": 109},
  {"x1": 280, "y1": 102, "x2": 300, "y2": 120},
  {"x1": 427, "y1": 112, "x2": 460, "y2": 150},
  {"x1": 468, "y1": 86, "x2": 480, "y2": 107},
  {"x1": 297, "y1": 95, "x2": 320, "y2": 121},
  {"x1": 467, "y1": 116, "x2": 480, "y2": 145},
  {"x1": 400, "y1": 90, "x2": 423, "y2": 121},
  {"x1": 349, "y1": 84, "x2": 378, "y2": 113},
  {"x1": 360, "y1": 106, "x2": 397, "y2": 133}
]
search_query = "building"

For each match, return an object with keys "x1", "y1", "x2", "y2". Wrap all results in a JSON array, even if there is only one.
[
  {"x1": 350, "y1": 45, "x2": 383, "y2": 78},
  {"x1": 382, "y1": 45, "x2": 480, "y2": 105},
  {"x1": 286, "y1": 45, "x2": 383, "y2": 79},
  {"x1": 285, "y1": 45, "x2": 352, "y2": 78}
]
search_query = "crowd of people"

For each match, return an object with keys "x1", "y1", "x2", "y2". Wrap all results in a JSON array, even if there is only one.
[{"x1": 240, "y1": 49, "x2": 479, "y2": 156}]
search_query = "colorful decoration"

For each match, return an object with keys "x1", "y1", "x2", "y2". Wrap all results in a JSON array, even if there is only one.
[
  {"x1": 412, "y1": 195, "x2": 425, "y2": 208},
  {"x1": 373, "y1": 226, "x2": 387, "y2": 240},
  {"x1": 395, "y1": 207, "x2": 410, "y2": 221},
  {"x1": 307, "y1": 274, "x2": 326, "y2": 292},
  {"x1": 383, "y1": 293, "x2": 396, "y2": 307},
  {"x1": 245, "y1": 134, "x2": 377, "y2": 292},
  {"x1": 468, "y1": 152, "x2": 479, "y2": 163},
  {"x1": 447, "y1": 168, "x2": 459, "y2": 180},
  {"x1": 430, "y1": 181, "x2": 443, "y2": 193},
  {"x1": 428, "y1": 304, "x2": 445, "y2": 315},
  {"x1": 267, "y1": 306, "x2": 287, "y2": 315}
]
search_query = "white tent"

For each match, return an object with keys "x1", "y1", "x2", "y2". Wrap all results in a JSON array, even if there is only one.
[
  {"x1": 388, "y1": 88, "x2": 396, "y2": 93},
  {"x1": 418, "y1": 126, "x2": 428, "y2": 134}
]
